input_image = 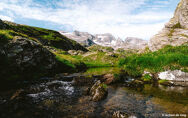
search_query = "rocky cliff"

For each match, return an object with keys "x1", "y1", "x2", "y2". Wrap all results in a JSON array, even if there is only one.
[
  {"x1": 149, "y1": 0, "x2": 188, "y2": 51},
  {"x1": 123, "y1": 37, "x2": 148, "y2": 50}
]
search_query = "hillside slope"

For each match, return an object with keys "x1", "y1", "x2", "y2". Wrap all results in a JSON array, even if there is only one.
[
  {"x1": 0, "y1": 20, "x2": 87, "y2": 51},
  {"x1": 0, "y1": 20, "x2": 87, "y2": 84}
]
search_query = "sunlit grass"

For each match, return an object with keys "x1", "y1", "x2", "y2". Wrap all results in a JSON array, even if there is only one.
[{"x1": 119, "y1": 45, "x2": 188, "y2": 77}]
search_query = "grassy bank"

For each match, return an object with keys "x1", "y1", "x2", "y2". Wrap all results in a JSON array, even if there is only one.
[
  {"x1": 53, "y1": 49, "x2": 118, "y2": 69},
  {"x1": 82, "y1": 52, "x2": 118, "y2": 67},
  {"x1": 118, "y1": 45, "x2": 188, "y2": 77}
]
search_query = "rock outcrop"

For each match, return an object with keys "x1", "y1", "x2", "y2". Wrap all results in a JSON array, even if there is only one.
[
  {"x1": 158, "y1": 70, "x2": 188, "y2": 81},
  {"x1": 149, "y1": 0, "x2": 188, "y2": 51},
  {"x1": 123, "y1": 37, "x2": 148, "y2": 50},
  {"x1": 0, "y1": 36, "x2": 70, "y2": 82},
  {"x1": 90, "y1": 80, "x2": 108, "y2": 101}
]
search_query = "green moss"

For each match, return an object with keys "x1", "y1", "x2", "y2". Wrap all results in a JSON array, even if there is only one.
[
  {"x1": 172, "y1": 23, "x2": 181, "y2": 29},
  {"x1": 0, "y1": 30, "x2": 19, "y2": 45},
  {"x1": 159, "y1": 79, "x2": 169, "y2": 84},
  {"x1": 102, "y1": 84, "x2": 108, "y2": 89},
  {"x1": 168, "y1": 23, "x2": 182, "y2": 37},
  {"x1": 141, "y1": 74, "x2": 152, "y2": 82},
  {"x1": 168, "y1": 29, "x2": 175, "y2": 37},
  {"x1": 181, "y1": 34, "x2": 188, "y2": 38}
]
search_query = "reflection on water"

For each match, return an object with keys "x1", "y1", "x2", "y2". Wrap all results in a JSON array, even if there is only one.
[{"x1": 122, "y1": 84, "x2": 188, "y2": 116}]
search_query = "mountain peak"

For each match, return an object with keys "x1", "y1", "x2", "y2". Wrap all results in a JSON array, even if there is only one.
[
  {"x1": 60, "y1": 31, "x2": 148, "y2": 50},
  {"x1": 149, "y1": 0, "x2": 188, "y2": 51},
  {"x1": 165, "y1": 0, "x2": 188, "y2": 29}
]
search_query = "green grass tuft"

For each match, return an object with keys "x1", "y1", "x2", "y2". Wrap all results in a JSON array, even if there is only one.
[
  {"x1": 119, "y1": 45, "x2": 188, "y2": 77},
  {"x1": 141, "y1": 74, "x2": 152, "y2": 82},
  {"x1": 172, "y1": 23, "x2": 181, "y2": 29},
  {"x1": 159, "y1": 79, "x2": 169, "y2": 84}
]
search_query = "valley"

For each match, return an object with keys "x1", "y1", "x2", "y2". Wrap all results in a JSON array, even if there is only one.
[{"x1": 0, "y1": 0, "x2": 188, "y2": 117}]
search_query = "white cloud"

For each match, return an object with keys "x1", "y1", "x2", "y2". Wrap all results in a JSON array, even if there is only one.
[
  {"x1": 0, "y1": 0, "x2": 177, "y2": 39},
  {"x1": 0, "y1": 15, "x2": 14, "y2": 22}
]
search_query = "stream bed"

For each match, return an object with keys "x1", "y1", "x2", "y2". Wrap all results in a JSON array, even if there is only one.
[{"x1": 0, "y1": 67, "x2": 188, "y2": 118}]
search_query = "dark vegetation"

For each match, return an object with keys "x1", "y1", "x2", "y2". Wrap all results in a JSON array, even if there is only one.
[{"x1": 0, "y1": 20, "x2": 88, "y2": 87}]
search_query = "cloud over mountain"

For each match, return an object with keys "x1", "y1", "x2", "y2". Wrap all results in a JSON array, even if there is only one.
[{"x1": 0, "y1": 0, "x2": 179, "y2": 39}]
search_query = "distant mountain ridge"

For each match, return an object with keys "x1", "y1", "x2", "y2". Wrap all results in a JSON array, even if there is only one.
[
  {"x1": 60, "y1": 31, "x2": 148, "y2": 50},
  {"x1": 59, "y1": 31, "x2": 95, "y2": 47}
]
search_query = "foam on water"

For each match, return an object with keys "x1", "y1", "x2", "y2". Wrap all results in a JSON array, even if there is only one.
[{"x1": 27, "y1": 80, "x2": 75, "y2": 99}]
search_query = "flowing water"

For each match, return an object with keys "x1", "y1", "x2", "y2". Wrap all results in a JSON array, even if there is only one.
[{"x1": 0, "y1": 67, "x2": 188, "y2": 118}]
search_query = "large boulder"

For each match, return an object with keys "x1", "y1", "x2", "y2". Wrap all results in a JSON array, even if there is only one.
[
  {"x1": 90, "y1": 80, "x2": 108, "y2": 102},
  {"x1": 0, "y1": 36, "x2": 59, "y2": 81},
  {"x1": 158, "y1": 70, "x2": 188, "y2": 81},
  {"x1": 149, "y1": 0, "x2": 188, "y2": 51}
]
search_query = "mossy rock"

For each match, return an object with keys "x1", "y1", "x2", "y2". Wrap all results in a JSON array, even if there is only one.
[
  {"x1": 141, "y1": 74, "x2": 152, "y2": 82},
  {"x1": 159, "y1": 80, "x2": 174, "y2": 86}
]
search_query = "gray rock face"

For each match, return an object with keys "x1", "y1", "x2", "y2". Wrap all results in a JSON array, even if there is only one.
[
  {"x1": 123, "y1": 37, "x2": 148, "y2": 50},
  {"x1": 90, "y1": 80, "x2": 108, "y2": 102},
  {"x1": 93, "y1": 33, "x2": 117, "y2": 47},
  {"x1": 0, "y1": 36, "x2": 58, "y2": 80},
  {"x1": 9, "y1": 36, "x2": 56, "y2": 69},
  {"x1": 149, "y1": 0, "x2": 188, "y2": 51},
  {"x1": 59, "y1": 31, "x2": 95, "y2": 47},
  {"x1": 94, "y1": 35, "x2": 148, "y2": 50},
  {"x1": 166, "y1": 0, "x2": 188, "y2": 29}
]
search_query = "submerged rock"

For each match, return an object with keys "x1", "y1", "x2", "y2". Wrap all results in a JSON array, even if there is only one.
[
  {"x1": 112, "y1": 111, "x2": 129, "y2": 118},
  {"x1": 103, "y1": 74, "x2": 116, "y2": 84},
  {"x1": 90, "y1": 80, "x2": 108, "y2": 102},
  {"x1": 128, "y1": 80, "x2": 144, "y2": 88},
  {"x1": 10, "y1": 89, "x2": 26, "y2": 100}
]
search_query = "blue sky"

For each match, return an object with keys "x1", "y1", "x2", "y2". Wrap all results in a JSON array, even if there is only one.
[{"x1": 0, "y1": 0, "x2": 180, "y2": 40}]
